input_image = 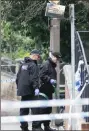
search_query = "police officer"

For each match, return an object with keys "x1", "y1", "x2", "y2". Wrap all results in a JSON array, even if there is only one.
[
  {"x1": 33, "y1": 51, "x2": 61, "y2": 131},
  {"x1": 16, "y1": 49, "x2": 41, "y2": 131}
]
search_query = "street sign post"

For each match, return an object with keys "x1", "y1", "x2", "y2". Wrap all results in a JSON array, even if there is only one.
[
  {"x1": 45, "y1": 2, "x2": 65, "y2": 18},
  {"x1": 45, "y1": 0, "x2": 65, "y2": 128}
]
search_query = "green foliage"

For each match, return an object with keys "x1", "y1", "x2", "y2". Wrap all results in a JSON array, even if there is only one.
[
  {"x1": 14, "y1": 47, "x2": 29, "y2": 59},
  {"x1": 1, "y1": 20, "x2": 35, "y2": 59},
  {"x1": 60, "y1": 0, "x2": 89, "y2": 61},
  {"x1": 1, "y1": 0, "x2": 89, "y2": 61}
]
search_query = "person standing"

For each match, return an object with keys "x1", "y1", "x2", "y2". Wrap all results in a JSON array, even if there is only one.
[
  {"x1": 32, "y1": 51, "x2": 61, "y2": 131},
  {"x1": 16, "y1": 49, "x2": 41, "y2": 131}
]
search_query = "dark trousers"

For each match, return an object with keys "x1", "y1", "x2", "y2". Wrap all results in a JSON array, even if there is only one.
[
  {"x1": 41, "y1": 107, "x2": 52, "y2": 126},
  {"x1": 20, "y1": 95, "x2": 34, "y2": 129},
  {"x1": 20, "y1": 95, "x2": 47, "y2": 129},
  {"x1": 20, "y1": 94, "x2": 52, "y2": 129},
  {"x1": 32, "y1": 107, "x2": 52, "y2": 128},
  {"x1": 32, "y1": 93, "x2": 52, "y2": 128}
]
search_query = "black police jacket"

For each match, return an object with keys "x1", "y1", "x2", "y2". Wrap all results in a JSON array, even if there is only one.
[
  {"x1": 39, "y1": 58, "x2": 57, "y2": 99},
  {"x1": 16, "y1": 57, "x2": 39, "y2": 96}
]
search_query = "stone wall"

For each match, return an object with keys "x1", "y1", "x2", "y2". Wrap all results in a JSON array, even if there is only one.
[{"x1": 1, "y1": 72, "x2": 20, "y2": 101}]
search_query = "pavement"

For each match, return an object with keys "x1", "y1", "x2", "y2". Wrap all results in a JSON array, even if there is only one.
[
  {"x1": 1, "y1": 123, "x2": 64, "y2": 130},
  {"x1": 1, "y1": 122, "x2": 32, "y2": 130}
]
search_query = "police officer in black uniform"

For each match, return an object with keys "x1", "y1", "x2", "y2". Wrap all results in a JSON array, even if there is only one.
[
  {"x1": 16, "y1": 49, "x2": 41, "y2": 131},
  {"x1": 33, "y1": 51, "x2": 61, "y2": 131}
]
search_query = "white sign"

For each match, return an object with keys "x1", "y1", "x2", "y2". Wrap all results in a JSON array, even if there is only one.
[
  {"x1": 49, "y1": 0, "x2": 59, "y2": 4},
  {"x1": 45, "y1": 3, "x2": 65, "y2": 18}
]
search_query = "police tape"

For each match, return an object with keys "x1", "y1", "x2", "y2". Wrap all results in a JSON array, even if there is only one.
[
  {"x1": 1, "y1": 112, "x2": 89, "y2": 123},
  {"x1": 1, "y1": 65, "x2": 16, "y2": 66},
  {"x1": 1, "y1": 79, "x2": 16, "y2": 83},
  {"x1": 1, "y1": 98, "x2": 89, "y2": 110}
]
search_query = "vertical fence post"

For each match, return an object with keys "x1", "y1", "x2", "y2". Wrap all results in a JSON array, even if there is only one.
[{"x1": 69, "y1": 4, "x2": 76, "y2": 130}]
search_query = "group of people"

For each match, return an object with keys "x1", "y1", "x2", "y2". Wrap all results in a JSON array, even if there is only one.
[{"x1": 16, "y1": 49, "x2": 61, "y2": 131}]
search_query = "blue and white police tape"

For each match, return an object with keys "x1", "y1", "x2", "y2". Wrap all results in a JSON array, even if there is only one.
[
  {"x1": 1, "y1": 64, "x2": 16, "y2": 66},
  {"x1": 1, "y1": 98, "x2": 89, "y2": 110},
  {"x1": 1, "y1": 79, "x2": 16, "y2": 83},
  {"x1": 1, "y1": 112, "x2": 89, "y2": 123}
]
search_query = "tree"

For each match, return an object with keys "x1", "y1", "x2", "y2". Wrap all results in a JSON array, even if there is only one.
[
  {"x1": 60, "y1": 0, "x2": 89, "y2": 61},
  {"x1": 1, "y1": 0, "x2": 89, "y2": 61},
  {"x1": 1, "y1": 20, "x2": 35, "y2": 59}
]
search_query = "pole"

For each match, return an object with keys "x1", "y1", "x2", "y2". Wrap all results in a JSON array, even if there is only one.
[
  {"x1": 50, "y1": 4, "x2": 60, "y2": 100},
  {"x1": 10, "y1": 45, "x2": 12, "y2": 62},
  {"x1": 50, "y1": 0, "x2": 63, "y2": 127},
  {"x1": 50, "y1": 17, "x2": 60, "y2": 99},
  {"x1": 70, "y1": 4, "x2": 75, "y2": 102},
  {"x1": 0, "y1": 0, "x2": 1, "y2": 100},
  {"x1": 50, "y1": 18, "x2": 60, "y2": 54},
  {"x1": 70, "y1": 4, "x2": 75, "y2": 130}
]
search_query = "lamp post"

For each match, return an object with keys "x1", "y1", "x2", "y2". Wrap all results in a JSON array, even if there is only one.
[{"x1": 45, "y1": 0, "x2": 65, "y2": 128}]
